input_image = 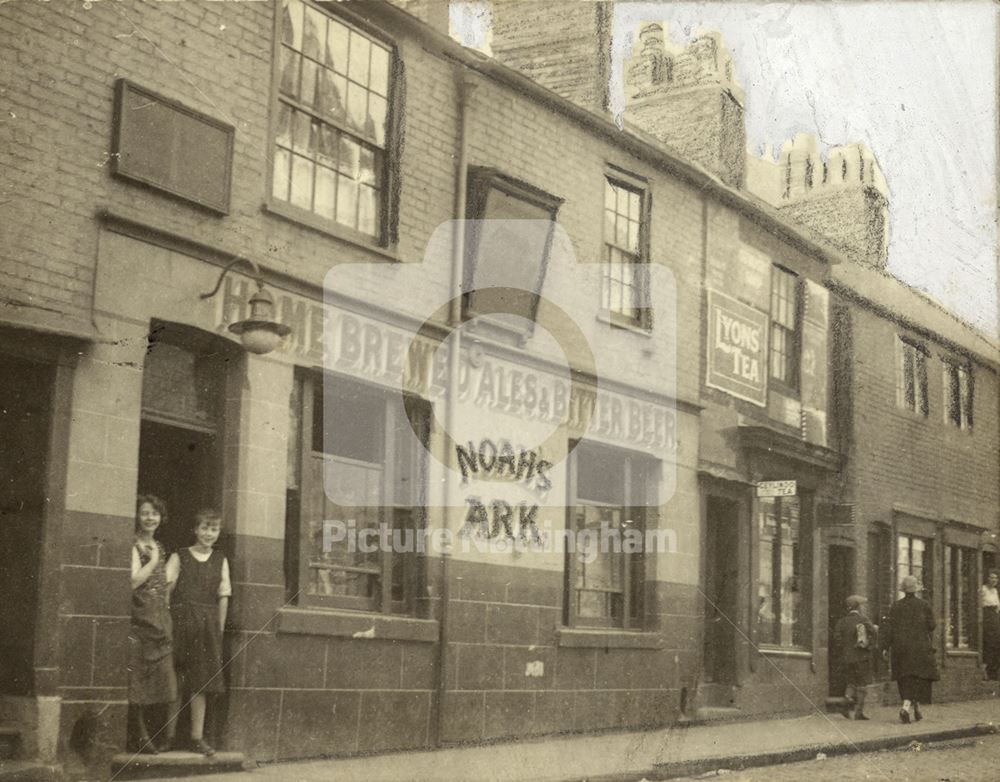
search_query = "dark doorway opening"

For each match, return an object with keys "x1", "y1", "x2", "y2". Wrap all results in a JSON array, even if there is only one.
[
  {"x1": 0, "y1": 354, "x2": 53, "y2": 695},
  {"x1": 828, "y1": 544, "x2": 856, "y2": 696},
  {"x1": 704, "y1": 496, "x2": 739, "y2": 685}
]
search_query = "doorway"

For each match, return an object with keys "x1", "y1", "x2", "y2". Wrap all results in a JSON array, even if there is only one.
[
  {"x1": 704, "y1": 496, "x2": 740, "y2": 685},
  {"x1": 136, "y1": 322, "x2": 232, "y2": 550},
  {"x1": 828, "y1": 545, "x2": 856, "y2": 696},
  {"x1": 0, "y1": 354, "x2": 53, "y2": 695}
]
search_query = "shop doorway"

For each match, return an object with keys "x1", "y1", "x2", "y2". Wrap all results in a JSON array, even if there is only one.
[
  {"x1": 828, "y1": 545, "x2": 856, "y2": 696},
  {"x1": 0, "y1": 354, "x2": 53, "y2": 695},
  {"x1": 136, "y1": 322, "x2": 232, "y2": 550},
  {"x1": 704, "y1": 496, "x2": 739, "y2": 684}
]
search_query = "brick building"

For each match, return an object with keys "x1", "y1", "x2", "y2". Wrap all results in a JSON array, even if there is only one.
[{"x1": 0, "y1": 0, "x2": 996, "y2": 775}]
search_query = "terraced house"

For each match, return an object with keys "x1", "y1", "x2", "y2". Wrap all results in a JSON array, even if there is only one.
[{"x1": 0, "y1": 0, "x2": 996, "y2": 776}]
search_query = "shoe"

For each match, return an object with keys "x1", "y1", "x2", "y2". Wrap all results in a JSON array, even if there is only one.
[
  {"x1": 136, "y1": 736, "x2": 159, "y2": 755},
  {"x1": 855, "y1": 712, "x2": 870, "y2": 720},
  {"x1": 156, "y1": 737, "x2": 175, "y2": 753},
  {"x1": 190, "y1": 738, "x2": 215, "y2": 757},
  {"x1": 899, "y1": 708, "x2": 910, "y2": 724}
]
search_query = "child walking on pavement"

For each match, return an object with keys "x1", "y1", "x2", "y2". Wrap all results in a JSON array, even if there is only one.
[
  {"x1": 166, "y1": 509, "x2": 231, "y2": 756},
  {"x1": 834, "y1": 594, "x2": 876, "y2": 720}
]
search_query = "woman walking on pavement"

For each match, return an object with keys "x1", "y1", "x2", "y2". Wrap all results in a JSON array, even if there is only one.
[
  {"x1": 882, "y1": 575, "x2": 938, "y2": 723},
  {"x1": 980, "y1": 570, "x2": 1000, "y2": 682}
]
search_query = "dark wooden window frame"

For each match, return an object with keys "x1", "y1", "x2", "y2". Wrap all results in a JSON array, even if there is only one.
[
  {"x1": 266, "y1": 0, "x2": 403, "y2": 249},
  {"x1": 564, "y1": 440, "x2": 652, "y2": 630},
  {"x1": 289, "y1": 369, "x2": 427, "y2": 615},
  {"x1": 601, "y1": 166, "x2": 653, "y2": 331},
  {"x1": 768, "y1": 264, "x2": 803, "y2": 395}
]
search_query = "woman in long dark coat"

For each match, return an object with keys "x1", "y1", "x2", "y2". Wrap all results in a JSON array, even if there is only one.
[
  {"x1": 882, "y1": 575, "x2": 938, "y2": 723},
  {"x1": 980, "y1": 570, "x2": 1000, "y2": 681}
]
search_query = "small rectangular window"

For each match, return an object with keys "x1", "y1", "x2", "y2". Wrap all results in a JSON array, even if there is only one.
[
  {"x1": 769, "y1": 266, "x2": 801, "y2": 390},
  {"x1": 757, "y1": 495, "x2": 811, "y2": 647},
  {"x1": 897, "y1": 534, "x2": 933, "y2": 601},
  {"x1": 896, "y1": 337, "x2": 928, "y2": 417},
  {"x1": 602, "y1": 176, "x2": 650, "y2": 329},
  {"x1": 943, "y1": 360, "x2": 973, "y2": 429}
]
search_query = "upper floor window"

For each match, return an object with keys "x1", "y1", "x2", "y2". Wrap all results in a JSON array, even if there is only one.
[
  {"x1": 896, "y1": 337, "x2": 928, "y2": 416},
  {"x1": 769, "y1": 266, "x2": 801, "y2": 390},
  {"x1": 272, "y1": 0, "x2": 394, "y2": 241},
  {"x1": 602, "y1": 175, "x2": 650, "y2": 329},
  {"x1": 943, "y1": 359, "x2": 973, "y2": 429}
]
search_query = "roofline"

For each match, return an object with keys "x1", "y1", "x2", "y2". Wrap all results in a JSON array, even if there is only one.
[
  {"x1": 827, "y1": 278, "x2": 1000, "y2": 370},
  {"x1": 359, "y1": 2, "x2": 851, "y2": 266}
]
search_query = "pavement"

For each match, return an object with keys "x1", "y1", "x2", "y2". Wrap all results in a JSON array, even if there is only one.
[{"x1": 124, "y1": 698, "x2": 1000, "y2": 782}]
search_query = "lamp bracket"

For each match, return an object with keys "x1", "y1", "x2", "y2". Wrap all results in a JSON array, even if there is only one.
[{"x1": 200, "y1": 256, "x2": 265, "y2": 300}]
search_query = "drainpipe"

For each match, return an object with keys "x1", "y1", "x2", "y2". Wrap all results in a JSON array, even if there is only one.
[{"x1": 432, "y1": 63, "x2": 474, "y2": 748}]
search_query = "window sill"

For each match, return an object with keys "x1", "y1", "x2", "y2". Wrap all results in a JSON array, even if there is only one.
[
  {"x1": 945, "y1": 649, "x2": 979, "y2": 658},
  {"x1": 262, "y1": 200, "x2": 400, "y2": 263},
  {"x1": 277, "y1": 606, "x2": 438, "y2": 643},
  {"x1": 595, "y1": 312, "x2": 653, "y2": 338},
  {"x1": 757, "y1": 646, "x2": 813, "y2": 659},
  {"x1": 556, "y1": 628, "x2": 664, "y2": 649}
]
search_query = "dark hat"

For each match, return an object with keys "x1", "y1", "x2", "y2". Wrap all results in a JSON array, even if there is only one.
[{"x1": 845, "y1": 594, "x2": 868, "y2": 609}]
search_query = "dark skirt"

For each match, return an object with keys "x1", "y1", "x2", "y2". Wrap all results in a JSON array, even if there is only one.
[
  {"x1": 897, "y1": 675, "x2": 933, "y2": 703},
  {"x1": 171, "y1": 602, "x2": 225, "y2": 694},
  {"x1": 983, "y1": 607, "x2": 1000, "y2": 679},
  {"x1": 845, "y1": 659, "x2": 872, "y2": 687},
  {"x1": 128, "y1": 631, "x2": 178, "y2": 705}
]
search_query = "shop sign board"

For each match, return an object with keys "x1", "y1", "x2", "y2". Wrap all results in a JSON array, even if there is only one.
[
  {"x1": 756, "y1": 480, "x2": 797, "y2": 498},
  {"x1": 706, "y1": 289, "x2": 768, "y2": 407}
]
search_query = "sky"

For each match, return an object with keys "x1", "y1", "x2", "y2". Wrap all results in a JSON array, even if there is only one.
[{"x1": 607, "y1": 2, "x2": 998, "y2": 337}]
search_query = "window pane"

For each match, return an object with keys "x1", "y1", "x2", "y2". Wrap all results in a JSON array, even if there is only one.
[
  {"x1": 300, "y1": 58, "x2": 318, "y2": 108},
  {"x1": 758, "y1": 498, "x2": 777, "y2": 645},
  {"x1": 303, "y1": 6, "x2": 325, "y2": 60},
  {"x1": 315, "y1": 165, "x2": 336, "y2": 220},
  {"x1": 326, "y1": 18, "x2": 349, "y2": 74},
  {"x1": 348, "y1": 31, "x2": 371, "y2": 86},
  {"x1": 337, "y1": 174, "x2": 358, "y2": 229},
  {"x1": 338, "y1": 134, "x2": 360, "y2": 177},
  {"x1": 575, "y1": 505, "x2": 624, "y2": 622},
  {"x1": 358, "y1": 185, "x2": 378, "y2": 236},
  {"x1": 346, "y1": 81, "x2": 367, "y2": 133},
  {"x1": 358, "y1": 146, "x2": 376, "y2": 185},
  {"x1": 283, "y1": 0, "x2": 303, "y2": 50},
  {"x1": 369, "y1": 44, "x2": 390, "y2": 96},
  {"x1": 290, "y1": 154, "x2": 313, "y2": 209},
  {"x1": 627, "y1": 219, "x2": 639, "y2": 253},
  {"x1": 317, "y1": 125, "x2": 337, "y2": 168},
  {"x1": 275, "y1": 103, "x2": 293, "y2": 148},
  {"x1": 292, "y1": 109, "x2": 313, "y2": 152},
  {"x1": 368, "y1": 94, "x2": 387, "y2": 147},
  {"x1": 272, "y1": 147, "x2": 291, "y2": 200},
  {"x1": 615, "y1": 214, "x2": 628, "y2": 247},
  {"x1": 279, "y1": 47, "x2": 300, "y2": 98},
  {"x1": 316, "y1": 68, "x2": 346, "y2": 120}
]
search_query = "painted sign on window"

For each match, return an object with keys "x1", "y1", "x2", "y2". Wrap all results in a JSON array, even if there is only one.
[{"x1": 706, "y1": 289, "x2": 768, "y2": 406}]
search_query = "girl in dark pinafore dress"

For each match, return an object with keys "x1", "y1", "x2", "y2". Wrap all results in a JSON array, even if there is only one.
[
  {"x1": 166, "y1": 509, "x2": 230, "y2": 756},
  {"x1": 129, "y1": 495, "x2": 177, "y2": 754}
]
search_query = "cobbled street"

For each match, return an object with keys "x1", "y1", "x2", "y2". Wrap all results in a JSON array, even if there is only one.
[{"x1": 679, "y1": 735, "x2": 1000, "y2": 782}]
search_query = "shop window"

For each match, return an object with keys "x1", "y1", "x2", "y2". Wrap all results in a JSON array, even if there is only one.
[
  {"x1": 943, "y1": 359, "x2": 973, "y2": 430},
  {"x1": 757, "y1": 495, "x2": 811, "y2": 647},
  {"x1": 945, "y1": 544, "x2": 978, "y2": 649},
  {"x1": 897, "y1": 534, "x2": 933, "y2": 601},
  {"x1": 896, "y1": 337, "x2": 928, "y2": 417},
  {"x1": 565, "y1": 442, "x2": 652, "y2": 629},
  {"x1": 602, "y1": 174, "x2": 651, "y2": 329},
  {"x1": 287, "y1": 372, "x2": 428, "y2": 613},
  {"x1": 769, "y1": 266, "x2": 801, "y2": 391},
  {"x1": 271, "y1": 0, "x2": 398, "y2": 243},
  {"x1": 463, "y1": 167, "x2": 563, "y2": 337}
]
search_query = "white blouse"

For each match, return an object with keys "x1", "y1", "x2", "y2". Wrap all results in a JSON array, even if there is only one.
[{"x1": 980, "y1": 585, "x2": 999, "y2": 608}]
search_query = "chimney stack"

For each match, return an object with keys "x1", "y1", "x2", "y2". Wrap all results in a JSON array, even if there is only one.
[
  {"x1": 623, "y1": 23, "x2": 747, "y2": 188},
  {"x1": 746, "y1": 134, "x2": 890, "y2": 269}
]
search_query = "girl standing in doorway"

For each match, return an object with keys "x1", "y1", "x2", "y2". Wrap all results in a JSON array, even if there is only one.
[
  {"x1": 166, "y1": 509, "x2": 230, "y2": 756},
  {"x1": 129, "y1": 495, "x2": 177, "y2": 754}
]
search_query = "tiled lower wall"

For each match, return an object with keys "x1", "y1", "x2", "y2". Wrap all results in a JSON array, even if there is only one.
[{"x1": 222, "y1": 536, "x2": 702, "y2": 761}]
